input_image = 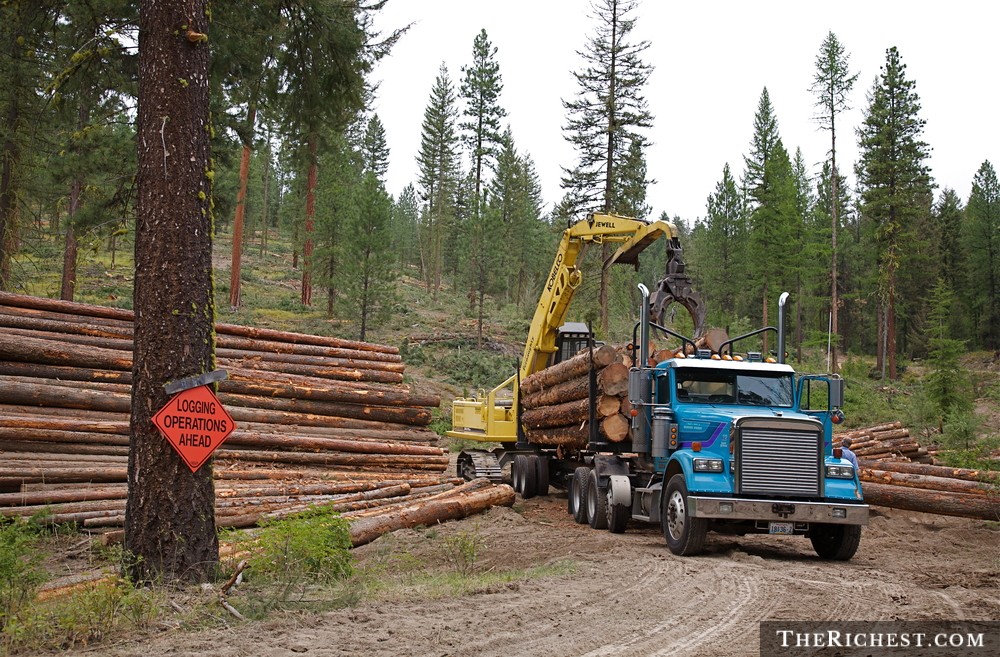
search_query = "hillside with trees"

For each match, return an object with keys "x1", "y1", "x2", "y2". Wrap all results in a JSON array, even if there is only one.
[{"x1": 1, "y1": 3, "x2": 997, "y2": 456}]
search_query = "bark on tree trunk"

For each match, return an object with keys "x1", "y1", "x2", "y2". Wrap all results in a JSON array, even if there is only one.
[
  {"x1": 128, "y1": 0, "x2": 217, "y2": 583},
  {"x1": 229, "y1": 104, "x2": 256, "y2": 309},
  {"x1": 301, "y1": 133, "x2": 317, "y2": 306},
  {"x1": 60, "y1": 222, "x2": 78, "y2": 301}
]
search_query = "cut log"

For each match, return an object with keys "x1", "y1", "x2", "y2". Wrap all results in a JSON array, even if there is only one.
[
  {"x1": 348, "y1": 482, "x2": 515, "y2": 546},
  {"x1": 522, "y1": 398, "x2": 592, "y2": 429},
  {"x1": 525, "y1": 425, "x2": 587, "y2": 449},
  {"x1": 520, "y1": 344, "x2": 617, "y2": 395},
  {"x1": 858, "y1": 459, "x2": 1000, "y2": 484},
  {"x1": 600, "y1": 413, "x2": 630, "y2": 443},
  {"x1": 0, "y1": 333, "x2": 132, "y2": 371},
  {"x1": 860, "y1": 468, "x2": 998, "y2": 496},
  {"x1": 596, "y1": 394, "x2": 622, "y2": 418},
  {"x1": 861, "y1": 481, "x2": 1000, "y2": 521},
  {"x1": 596, "y1": 362, "x2": 629, "y2": 396},
  {"x1": 521, "y1": 375, "x2": 591, "y2": 409}
]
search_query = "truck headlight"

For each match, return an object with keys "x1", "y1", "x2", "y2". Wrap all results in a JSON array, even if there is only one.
[
  {"x1": 825, "y1": 465, "x2": 855, "y2": 479},
  {"x1": 693, "y1": 458, "x2": 724, "y2": 473}
]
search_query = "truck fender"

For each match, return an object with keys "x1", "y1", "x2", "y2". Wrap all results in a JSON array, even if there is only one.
[{"x1": 608, "y1": 475, "x2": 631, "y2": 507}]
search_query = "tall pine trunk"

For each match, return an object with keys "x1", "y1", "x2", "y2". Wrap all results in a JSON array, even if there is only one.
[
  {"x1": 127, "y1": 0, "x2": 217, "y2": 583},
  {"x1": 0, "y1": 90, "x2": 18, "y2": 290},
  {"x1": 229, "y1": 104, "x2": 256, "y2": 309},
  {"x1": 301, "y1": 133, "x2": 317, "y2": 305},
  {"x1": 60, "y1": 105, "x2": 88, "y2": 301}
]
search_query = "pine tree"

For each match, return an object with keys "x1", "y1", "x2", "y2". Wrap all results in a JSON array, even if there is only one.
[
  {"x1": 128, "y1": 0, "x2": 216, "y2": 583},
  {"x1": 489, "y1": 127, "x2": 547, "y2": 309},
  {"x1": 811, "y1": 31, "x2": 858, "y2": 372},
  {"x1": 791, "y1": 147, "x2": 817, "y2": 361},
  {"x1": 416, "y1": 62, "x2": 460, "y2": 298},
  {"x1": 274, "y1": 1, "x2": 373, "y2": 306},
  {"x1": 344, "y1": 171, "x2": 396, "y2": 341},
  {"x1": 924, "y1": 280, "x2": 972, "y2": 431},
  {"x1": 697, "y1": 163, "x2": 747, "y2": 325},
  {"x1": 963, "y1": 161, "x2": 1000, "y2": 350},
  {"x1": 935, "y1": 189, "x2": 964, "y2": 286},
  {"x1": 48, "y1": 0, "x2": 136, "y2": 302},
  {"x1": 0, "y1": 1, "x2": 61, "y2": 289},
  {"x1": 459, "y1": 30, "x2": 506, "y2": 339},
  {"x1": 392, "y1": 184, "x2": 421, "y2": 269},
  {"x1": 460, "y1": 29, "x2": 505, "y2": 214},
  {"x1": 749, "y1": 138, "x2": 798, "y2": 348},
  {"x1": 616, "y1": 135, "x2": 652, "y2": 220},
  {"x1": 561, "y1": 0, "x2": 653, "y2": 333},
  {"x1": 743, "y1": 87, "x2": 780, "y2": 210},
  {"x1": 855, "y1": 46, "x2": 933, "y2": 379}
]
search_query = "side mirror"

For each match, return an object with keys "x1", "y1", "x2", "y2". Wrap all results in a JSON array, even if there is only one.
[{"x1": 830, "y1": 378, "x2": 845, "y2": 409}]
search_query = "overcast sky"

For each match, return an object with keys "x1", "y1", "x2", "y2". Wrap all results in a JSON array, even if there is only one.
[{"x1": 371, "y1": 1, "x2": 998, "y2": 224}]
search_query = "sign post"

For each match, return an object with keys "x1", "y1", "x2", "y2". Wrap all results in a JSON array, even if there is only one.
[{"x1": 152, "y1": 383, "x2": 235, "y2": 472}]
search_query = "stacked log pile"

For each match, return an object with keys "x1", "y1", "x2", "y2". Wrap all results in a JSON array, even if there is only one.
[
  {"x1": 834, "y1": 422, "x2": 931, "y2": 463},
  {"x1": 0, "y1": 292, "x2": 514, "y2": 540},
  {"x1": 836, "y1": 423, "x2": 999, "y2": 522}
]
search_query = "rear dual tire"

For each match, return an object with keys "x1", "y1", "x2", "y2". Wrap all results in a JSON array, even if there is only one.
[{"x1": 513, "y1": 454, "x2": 549, "y2": 499}]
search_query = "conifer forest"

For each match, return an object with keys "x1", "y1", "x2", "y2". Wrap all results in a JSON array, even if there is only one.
[{"x1": 1, "y1": 0, "x2": 997, "y2": 380}]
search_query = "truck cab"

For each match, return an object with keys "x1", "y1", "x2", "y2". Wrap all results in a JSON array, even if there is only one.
[{"x1": 621, "y1": 289, "x2": 868, "y2": 558}]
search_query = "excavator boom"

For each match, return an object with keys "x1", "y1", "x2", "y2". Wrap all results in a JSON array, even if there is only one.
[{"x1": 448, "y1": 212, "x2": 704, "y2": 444}]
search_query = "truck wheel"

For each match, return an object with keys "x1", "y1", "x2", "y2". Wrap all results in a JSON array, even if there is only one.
[
  {"x1": 569, "y1": 466, "x2": 590, "y2": 524},
  {"x1": 809, "y1": 524, "x2": 862, "y2": 560},
  {"x1": 534, "y1": 455, "x2": 549, "y2": 496},
  {"x1": 607, "y1": 487, "x2": 631, "y2": 534},
  {"x1": 662, "y1": 474, "x2": 707, "y2": 555},
  {"x1": 512, "y1": 454, "x2": 525, "y2": 494},
  {"x1": 587, "y1": 470, "x2": 609, "y2": 530},
  {"x1": 514, "y1": 455, "x2": 538, "y2": 499}
]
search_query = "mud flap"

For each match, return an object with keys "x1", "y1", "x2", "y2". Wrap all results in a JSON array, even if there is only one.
[{"x1": 608, "y1": 475, "x2": 631, "y2": 507}]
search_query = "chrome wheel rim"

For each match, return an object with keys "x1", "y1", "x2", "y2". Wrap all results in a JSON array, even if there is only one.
[{"x1": 667, "y1": 489, "x2": 686, "y2": 540}]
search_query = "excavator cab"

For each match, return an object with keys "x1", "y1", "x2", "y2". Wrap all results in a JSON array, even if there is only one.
[{"x1": 551, "y1": 322, "x2": 600, "y2": 366}]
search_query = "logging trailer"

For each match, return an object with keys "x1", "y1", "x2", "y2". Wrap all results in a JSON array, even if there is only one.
[{"x1": 447, "y1": 213, "x2": 868, "y2": 558}]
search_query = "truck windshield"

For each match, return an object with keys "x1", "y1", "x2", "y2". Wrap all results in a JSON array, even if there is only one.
[{"x1": 671, "y1": 369, "x2": 794, "y2": 407}]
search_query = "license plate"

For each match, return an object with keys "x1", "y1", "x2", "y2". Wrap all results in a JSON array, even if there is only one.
[{"x1": 769, "y1": 521, "x2": 794, "y2": 535}]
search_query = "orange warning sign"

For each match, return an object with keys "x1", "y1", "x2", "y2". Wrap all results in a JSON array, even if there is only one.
[{"x1": 152, "y1": 384, "x2": 235, "y2": 472}]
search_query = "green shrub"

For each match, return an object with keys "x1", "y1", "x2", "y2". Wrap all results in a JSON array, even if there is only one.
[
  {"x1": 247, "y1": 507, "x2": 354, "y2": 586},
  {"x1": 442, "y1": 530, "x2": 482, "y2": 577},
  {"x1": 0, "y1": 522, "x2": 46, "y2": 630},
  {"x1": 4, "y1": 577, "x2": 160, "y2": 653}
]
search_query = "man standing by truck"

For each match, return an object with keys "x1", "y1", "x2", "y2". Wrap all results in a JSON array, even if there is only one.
[{"x1": 841, "y1": 438, "x2": 859, "y2": 470}]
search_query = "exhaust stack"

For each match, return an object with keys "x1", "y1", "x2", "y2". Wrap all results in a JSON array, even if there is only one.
[
  {"x1": 638, "y1": 283, "x2": 650, "y2": 367},
  {"x1": 778, "y1": 292, "x2": 789, "y2": 364}
]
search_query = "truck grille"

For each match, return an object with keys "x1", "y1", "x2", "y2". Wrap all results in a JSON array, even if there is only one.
[{"x1": 738, "y1": 427, "x2": 821, "y2": 497}]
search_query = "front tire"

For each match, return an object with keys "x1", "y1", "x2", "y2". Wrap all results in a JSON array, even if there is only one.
[
  {"x1": 587, "y1": 469, "x2": 608, "y2": 530},
  {"x1": 569, "y1": 466, "x2": 590, "y2": 524},
  {"x1": 662, "y1": 474, "x2": 707, "y2": 555},
  {"x1": 809, "y1": 524, "x2": 862, "y2": 560}
]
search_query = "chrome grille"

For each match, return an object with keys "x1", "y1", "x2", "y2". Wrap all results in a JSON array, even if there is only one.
[{"x1": 739, "y1": 427, "x2": 820, "y2": 496}]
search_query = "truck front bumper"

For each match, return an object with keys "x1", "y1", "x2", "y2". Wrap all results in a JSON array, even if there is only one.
[{"x1": 688, "y1": 496, "x2": 868, "y2": 526}]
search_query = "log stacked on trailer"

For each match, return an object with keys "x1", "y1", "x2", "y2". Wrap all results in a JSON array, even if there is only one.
[
  {"x1": 520, "y1": 345, "x2": 629, "y2": 449},
  {"x1": 520, "y1": 331, "x2": 732, "y2": 451},
  {"x1": 0, "y1": 292, "x2": 514, "y2": 541},
  {"x1": 835, "y1": 423, "x2": 999, "y2": 521}
]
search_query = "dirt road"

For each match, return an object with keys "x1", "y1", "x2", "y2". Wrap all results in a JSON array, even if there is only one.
[{"x1": 105, "y1": 491, "x2": 1000, "y2": 657}]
